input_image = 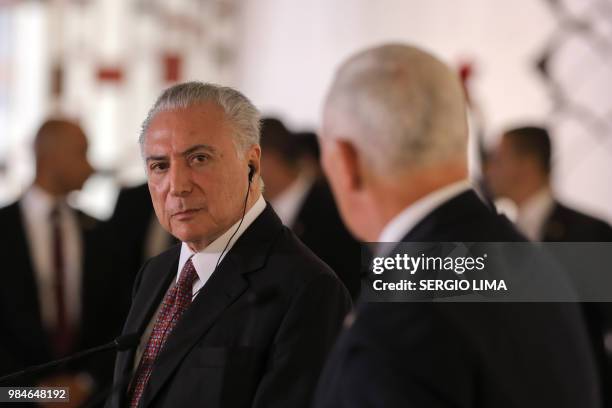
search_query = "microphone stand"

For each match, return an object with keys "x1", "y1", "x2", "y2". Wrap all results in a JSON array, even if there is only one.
[{"x1": 0, "y1": 333, "x2": 140, "y2": 385}]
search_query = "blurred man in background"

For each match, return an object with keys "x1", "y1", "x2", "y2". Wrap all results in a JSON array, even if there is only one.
[
  {"x1": 313, "y1": 44, "x2": 599, "y2": 407},
  {"x1": 0, "y1": 119, "x2": 126, "y2": 406},
  {"x1": 486, "y1": 125, "x2": 612, "y2": 406},
  {"x1": 260, "y1": 117, "x2": 361, "y2": 299},
  {"x1": 487, "y1": 126, "x2": 612, "y2": 242},
  {"x1": 107, "y1": 183, "x2": 174, "y2": 291}
]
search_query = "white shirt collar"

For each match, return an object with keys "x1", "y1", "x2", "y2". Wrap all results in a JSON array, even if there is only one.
[
  {"x1": 270, "y1": 171, "x2": 315, "y2": 227},
  {"x1": 515, "y1": 187, "x2": 554, "y2": 241},
  {"x1": 22, "y1": 185, "x2": 58, "y2": 217},
  {"x1": 177, "y1": 194, "x2": 267, "y2": 291},
  {"x1": 378, "y1": 179, "x2": 473, "y2": 245}
]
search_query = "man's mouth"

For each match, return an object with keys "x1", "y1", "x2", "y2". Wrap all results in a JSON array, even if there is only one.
[{"x1": 171, "y1": 208, "x2": 203, "y2": 219}]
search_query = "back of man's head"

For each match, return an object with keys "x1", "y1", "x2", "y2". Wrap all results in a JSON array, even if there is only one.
[
  {"x1": 323, "y1": 43, "x2": 468, "y2": 177},
  {"x1": 320, "y1": 44, "x2": 469, "y2": 240},
  {"x1": 33, "y1": 118, "x2": 92, "y2": 195},
  {"x1": 34, "y1": 119, "x2": 82, "y2": 159}
]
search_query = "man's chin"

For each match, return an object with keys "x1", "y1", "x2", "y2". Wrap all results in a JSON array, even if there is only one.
[
  {"x1": 170, "y1": 225, "x2": 214, "y2": 249},
  {"x1": 173, "y1": 230, "x2": 201, "y2": 244}
]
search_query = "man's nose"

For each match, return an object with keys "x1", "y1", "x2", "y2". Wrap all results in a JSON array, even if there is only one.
[{"x1": 169, "y1": 164, "x2": 193, "y2": 196}]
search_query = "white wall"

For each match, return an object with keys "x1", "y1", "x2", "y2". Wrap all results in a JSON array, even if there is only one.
[
  {"x1": 235, "y1": 0, "x2": 612, "y2": 223},
  {"x1": 236, "y1": 0, "x2": 554, "y2": 130}
]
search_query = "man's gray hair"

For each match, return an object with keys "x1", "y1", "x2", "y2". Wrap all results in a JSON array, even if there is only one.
[
  {"x1": 139, "y1": 81, "x2": 261, "y2": 154},
  {"x1": 323, "y1": 44, "x2": 468, "y2": 174}
]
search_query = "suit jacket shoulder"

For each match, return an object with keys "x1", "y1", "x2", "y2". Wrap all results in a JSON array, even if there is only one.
[
  {"x1": 405, "y1": 190, "x2": 525, "y2": 242},
  {"x1": 314, "y1": 190, "x2": 599, "y2": 408},
  {"x1": 544, "y1": 202, "x2": 612, "y2": 242}
]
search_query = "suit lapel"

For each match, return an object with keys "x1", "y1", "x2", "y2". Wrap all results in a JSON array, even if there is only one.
[
  {"x1": 9, "y1": 203, "x2": 53, "y2": 359},
  {"x1": 140, "y1": 204, "x2": 282, "y2": 407},
  {"x1": 140, "y1": 256, "x2": 249, "y2": 407},
  {"x1": 114, "y1": 245, "x2": 180, "y2": 394}
]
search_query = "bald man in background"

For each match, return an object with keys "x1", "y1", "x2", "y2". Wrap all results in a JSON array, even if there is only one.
[
  {"x1": 313, "y1": 44, "x2": 599, "y2": 408},
  {"x1": 0, "y1": 119, "x2": 127, "y2": 407}
]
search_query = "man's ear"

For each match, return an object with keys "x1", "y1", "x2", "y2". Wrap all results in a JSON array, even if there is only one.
[
  {"x1": 333, "y1": 139, "x2": 363, "y2": 192},
  {"x1": 247, "y1": 144, "x2": 261, "y2": 176}
]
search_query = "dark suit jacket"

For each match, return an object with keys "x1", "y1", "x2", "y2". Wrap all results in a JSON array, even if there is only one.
[
  {"x1": 0, "y1": 201, "x2": 127, "y2": 388},
  {"x1": 543, "y1": 202, "x2": 612, "y2": 242},
  {"x1": 106, "y1": 203, "x2": 351, "y2": 408},
  {"x1": 291, "y1": 179, "x2": 361, "y2": 300},
  {"x1": 314, "y1": 191, "x2": 600, "y2": 408},
  {"x1": 542, "y1": 201, "x2": 612, "y2": 408}
]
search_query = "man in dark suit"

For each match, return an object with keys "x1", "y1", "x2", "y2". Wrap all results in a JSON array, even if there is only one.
[
  {"x1": 487, "y1": 125, "x2": 612, "y2": 406},
  {"x1": 486, "y1": 125, "x2": 612, "y2": 242},
  {"x1": 106, "y1": 183, "x2": 174, "y2": 290},
  {"x1": 0, "y1": 119, "x2": 126, "y2": 406},
  {"x1": 313, "y1": 44, "x2": 600, "y2": 407},
  {"x1": 106, "y1": 82, "x2": 351, "y2": 408},
  {"x1": 260, "y1": 118, "x2": 361, "y2": 299}
]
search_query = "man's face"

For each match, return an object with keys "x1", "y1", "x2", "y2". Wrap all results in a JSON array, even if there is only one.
[
  {"x1": 144, "y1": 102, "x2": 257, "y2": 249},
  {"x1": 487, "y1": 135, "x2": 522, "y2": 198}
]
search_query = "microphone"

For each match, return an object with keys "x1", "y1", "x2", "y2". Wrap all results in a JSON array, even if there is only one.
[
  {"x1": 0, "y1": 333, "x2": 140, "y2": 384},
  {"x1": 112, "y1": 333, "x2": 141, "y2": 351}
]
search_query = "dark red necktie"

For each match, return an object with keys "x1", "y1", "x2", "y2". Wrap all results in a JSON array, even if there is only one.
[
  {"x1": 49, "y1": 205, "x2": 74, "y2": 357},
  {"x1": 129, "y1": 258, "x2": 199, "y2": 408}
]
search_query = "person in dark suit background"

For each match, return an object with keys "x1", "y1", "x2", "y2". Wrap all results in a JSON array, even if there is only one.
[
  {"x1": 106, "y1": 82, "x2": 351, "y2": 408},
  {"x1": 0, "y1": 119, "x2": 127, "y2": 407},
  {"x1": 486, "y1": 126, "x2": 612, "y2": 242},
  {"x1": 293, "y1": 130, "x2": 322, "y2": 175},
  {"x1": 107, "y1": 183, "x2": 174, "y2": 291},
  {"x1": 260, "y1": 118, "x2": 361, "y2": 299},
  {"x1": 313, "y1": 44, "x2": 600, "y2": 407},
  {"x1": 486, "y1": 125, "x2": 612, "y2": 406}
]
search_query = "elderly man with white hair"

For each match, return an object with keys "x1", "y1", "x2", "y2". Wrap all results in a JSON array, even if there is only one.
[
  {"x1": 105, "y1": 82, "x2": 351, "y2": 408},
  {"x1": 313, "y1": 44, "x2": 600, "y2": 408}
]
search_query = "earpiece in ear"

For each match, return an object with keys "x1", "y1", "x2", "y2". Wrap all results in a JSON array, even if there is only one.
[{"x1": 248, "y1": 164, "x2": 255, "y2": 182}]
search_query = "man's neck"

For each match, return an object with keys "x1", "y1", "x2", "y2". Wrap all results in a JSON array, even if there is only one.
[
  {"x1": 512, "y1": 181, "x2": 550, "y2": 208},
  {"x1": 266, "y1": 169, "x2": 300, "y2": 201},
  {"x1": 32, "y1": 178, "x2": 66, "y2": 200},
  {"x1": 367, "y1": 163, "x2": 468, "y2": 241},
  {"x1": 33, "y1": 175, "x2": 65, "y2": 198}
]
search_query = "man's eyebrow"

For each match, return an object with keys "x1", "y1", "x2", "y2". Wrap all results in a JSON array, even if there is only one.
[
  {"x1": 145, "y1": 154, "x2": 167, "y2": 163},
  {"x1": 145, "y1": 144, "x2": 216, "y2": 162},
  {"x1": 180, "y1": 144, "x2": 216, "y2": 156}
]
